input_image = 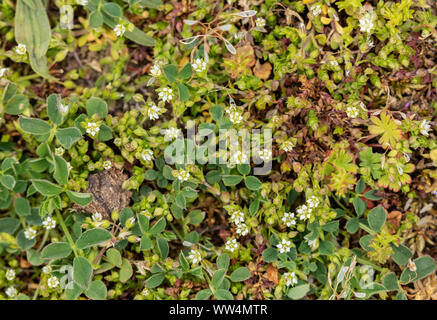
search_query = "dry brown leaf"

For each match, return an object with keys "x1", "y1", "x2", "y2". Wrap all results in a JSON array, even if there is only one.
[
  {"x1": 265, "y1": 264, "x2": 279, "y2": 284},
  {"x1": 253, "y1": 61, "x2": 272, "y2": 80}
]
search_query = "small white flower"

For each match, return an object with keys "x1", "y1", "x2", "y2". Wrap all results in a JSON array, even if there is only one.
[
  {"x1": 55, "y1": 147, "x2": 65, "y2": 156},
  {"x1": 229, "y1": 150, "x2": 249, "y2": 164},
  {"x1": 92, "y1": 212, "x2": 103, "y2": 223},
  {"x1": 42, "y1": 216, "x2": 56, "y2": 230},
  {"x1": 230, "y1": 210, "x2": 245, "y2": 225},
  {"x1": 307, "y1": 239, "x2": 318, "y2": 250},
  {"x1": 42, "y1": 265, "x2": 52, "y2": 274},
  {"x1": 163, "y1": 127, "x2": 181, "y2": 141},
  {"x1": 47, "y1": 276, "x2": 59, "y2": 289},
  {"x1": 141, "y1": 288, "x2": 150, "y2": 296},
  {"x1": 225, "y1": 107, "x2": 243, "y2": 124},
  {"x1": 310, "y1": 4, "x2": 322, "y2": 17},
  {"x1": 5, "y1": 269, "x2": 15, "y2": 281},
  {"x1": 296, "y1": 204, "x2": 312, "y2": 221},
  {"x1": 66, "y1": 162, "x2": 72, "y2": 172},
  {"x1": 419, "y1": 119, "x2": 431, "y2": 136},
  {"x1": 0, "y1": 68, "x2": 8, "y2": 77},
  {"x1": 141, "y1": 149, "x2": 154, "y2": 162},
  {"x1": 76, "y1": 0, "x2": 88, "y2": 5},
  {"x1": 59, "y1": 103, "x2": 69, "y2": 115},
  {"x1": 307, "y1": 196, "x2": 321, "y2": 209},
  {"x1": 5, "y1": 286, "x2": 17, "y2": 298},
  {"x1": 157, "y1": 87, "x2": 174, "y2": 103},
  {"x1": 235, "y1": 223, "x2": 249, "y2": 236},
  {"x1": 103, "y1": 160, "x2": 112, "y2": 170},
  {"x1": 258, "y1": 149, "x2": 272, "y2": 162},
  {"x1": 330, "y1": 60, "x2": 339, "y2": 67},
  {"x1": 150, "y1": 62, "x2": 162, "y2": 77},
  {"x1": 280, "y1": 141, "x2": 294, "y2": 152},
  {"x1": 359, "y1": 12, "x2": 374, "y2": 33},
  {"x1": 147, "y1": 103, "x2": 161, "y2": 120},
  {"x1": 85, "y1": 122, "x2": 100, "y2": 137},
  {"x1": 192, "y1": 58, "x2": 207, "y2": 73},
  {"x1": 276, "y1": 239, "x2": 292, "y2": 253},
  {"x1": 15, "y1": 44, "x2": 26, "y2": 55},
  {"x1": 255, "y1": 17, "x2": 266, "y2": 28},
  {"x1": 24, "y1": 227, "x2": 37, "y2": 240},
  {"x1": 284, "y1": 272, "x2": 298, "y2": 286},
  {"x1": 282, "y1": 212, "x2": 296, "y2": 227},
  {"x1": 113, "y1": 24, "x2": 126, "y2": 37},
  {"x1": 346, "y1": 105, "x2": 359, "y2": 118},
  {"x1": 225, "y1": 238, "x2": 239, "y2": 252},
  {"x1": 188, "y1": 249, "x2": 202, "y2": 265},
  {"x1": 175, "y1": 169, "x2": 190, "y2": 182}
]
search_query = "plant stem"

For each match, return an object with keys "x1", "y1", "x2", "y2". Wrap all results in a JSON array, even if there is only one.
[{"x1": 55, "y1": 209, "x2": 79, "y2": 257}]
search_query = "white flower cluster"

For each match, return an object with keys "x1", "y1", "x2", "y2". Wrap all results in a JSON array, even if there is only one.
[
  {"x1": 157, "y1": 87, "x2": 174, "y2": 103},
  {"x1": 150, "y1": 62, "x2": 162, "y2": 77},
  {"x1": 6, "y1": 269, "x2": 15, "y2": 281},
  {"x1": 281, "y1": 212, "x2": 296, "y2": 227},
  {"x1": 225, "y1": 106, "x2": 243, "y2": 124},
  {"x1": 113, "y1": 24, "x2": 126, "y2": 37},
  {"x1": 294, "y1": 196, "x2": 321, "y2": 221},
  {"x1": 283, "y1": 272, "x2": 298, "y2": 286},
  {"x1": 163, "y1": 127, "x2": 180, "y2": 141},
  {"x1": 258, "y1": 149, "x2": 272, "y2": 162},
  {"x1": 103, "y1": 160, "x2": 112, "y2": 170},
  {"x1": 310, "y1": 4, "x2": 322, "y2": 17},
  {"x1": 59, "y1": 103, "x2": 69, "y2": 115},
  {"x1": 225, "y1": 238, "x2": 239, "y2": 252},
  {"x1": 276, "y1": 239, "x2": 292, "y2": 253},
  {"x1": 5, "y1": 286, "x2": 17, "y2": 298},
  {"x1": 92, "y1": 212, "x2": 103, "y2": 223},
  {"x1": 229, "y1": 208, "x2": 249, "y2": 237},
  {"x1": 141, "y1": 149, "x2": 154, "y2": 162},
  {"x1": 188, "y1": 249, "x2": 202, "y2": 265},
  {"x1": 280, "y1": 141, "x2": 294, "y2": 152},
  {"x1": 419, "y1": 119, "x2": 431, "y2": 136},
  {"x1": 47, "y1": 276, "x2": 59, "y2": 289},
  {"x1": 175, "y1": 169, "x2": 190, "y2": 182},
  {"x1": 24, "y1": 227, "x2": 37, "y2": 240},
  {"x1": 42, "y1": 266, "x2": 52, "y2": 274},
  {"x1": 255, "y1": 17, "x2": 266, "y2": 28},
  {"x1": 346, "y1": 105, "x2": 359, "y2": 118},
  {"x1": 76, "y1": 0, "x2": 88, "y2": 5},
  {"x1": 229, "y1": 150, "x2": 249, "y2": 165},
  {"x1": 192, "y1": 58, "x2": 207, "y2": 73},
  {"x1": 55, "y1": 147, "x2": 64, "y2": 156},
  {"x1": 147, "y1": 103, "x2": 162, "y2": 120},
  {"x1": 359, "y1": 12, "x2": 374, "y2": 33},
  {"x1": 15, "y1": 44, "x2": 26, "y2": 55},
  {"x1": 42, "y1": 216, "x2": 56, "y2": 230},
  {"x1": 85, "y1": 122, "x2": 100, "y2": 137}
]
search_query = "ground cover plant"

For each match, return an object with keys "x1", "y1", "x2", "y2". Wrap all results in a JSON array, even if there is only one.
[{"x1": 0, "y1": 0, "x2": 436, "y2": 300}]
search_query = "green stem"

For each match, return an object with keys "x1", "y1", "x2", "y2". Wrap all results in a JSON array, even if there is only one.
[
  {"x1": 356, "y1": 257, "x2": 382, "y2": 272},
  {"x1": 37, "y1": 229, "x2": 49, "y2": 252},
  {"x1": 168, "y1": 221, "x2": 184, "y2": 242},
  {"x1": 55, "y1": 209, "x2": 79, "y2": 257}
]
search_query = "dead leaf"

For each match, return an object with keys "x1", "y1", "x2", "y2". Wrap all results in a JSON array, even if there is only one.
[
  {"x1": 265, "y1": 264, "x2": 278, "y2": 284},
  {"x1": 20, "y1": 257, "x2": 31, "y2": 269},
  {"x1": 253, "y1": 61, "x2": 272, "y2": 80}
]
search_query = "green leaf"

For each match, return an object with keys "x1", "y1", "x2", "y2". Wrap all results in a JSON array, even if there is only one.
[
  {"x1": 17, "y1": 229, "x2": 36, "y2": 250},
  {"x1": 41, "y1": 242, "x2": 72, "y2": 259},
  {"x1": 85, "y1": 280, "x2": 107, "y2": 300},
  {"x1": 355, "y1": 178, "x2": 365, "y2": 194},
  {"x1": 245, "y1": 176, "x2": 262, "y2": 190},
  {"x1": 102, "y1": 2, "x2": 122, "y2": 17},
  {"x1": 353, "y1": 197, "x2": 366, "y2": 217},
  {"x1": 237, "y1": 164, "x2": 250, "y2": 175},
  {"x1": 5, "y1": 94, "x2": 29, "y2": 115},
  {"x1": 287, "y1": 190, "x2": 298, "y2": 205},
  {"x1": 222, "y1": 175, "x2": 243, "y2": 186},
  {"x1": 0, "y1": 175, "x2": 15, "y2": 190},
  {"x1": 47, "y1": 94, "x2": 62, "y2": 125},
  {"x1": 149, "y1": 217, "x2": 166, "y2": 235},
  {"x1": 321, "y1": 221, "x2": 339, "y2": 234},
  {"x1": 55, "y1": 127, "x2": 82, "y2": 149},
  {"x1": 119, "y1": 258, "x2": 133, "y2": 283},
  {"x1": 368, "y1": 206, "x2": 386, "y2": 233},
  {"x1": 106, "y1": 248, "x2": 122, "y2": 267},
  {"x1": 73, "y1": 256, "x2": 93, "y2": 290},
  {"x1": 230, "y1": 267, "x2": 251, "y2": 282},
  {"x1": 262, "y1": 247, "x2": 278, "y2": 262},
  {"x1": 163, "y1": 64, "x2": 178, "y2": 82},
  {"x1": 359, "y1": 235, "x2": 374, "y2": 252},
  {"x1": 249, "y1": 199, "x2": 260, "y2": 216},
  {"x1": 32, "y1": 179, "x2": 63, "y2": 196},
  {"x1": 195, "y1": 289, "x2": 212, "y2": 300},
  {"x1": 212, "y1": 269, "x2": 227, "y2": 288},
  {"x1": 0, "y1": 218, "x2": 20, "y2": 234},
  {"x1": 75, "y1": 228, "x2": 112, "y2": 250},
  {"x1": 89, "y1": 10, "x2": 103, "y2": 28},
  {"x1": 363, "y1": 190, "x2": 382, "y2": 200},
  {"x1": 98, "y1": 124, "x2": 113, "y2": 142},
  {"x1": 346, "y1": 218, "x2": 360, "y2": 234},
  {"x1": 177, "y1": 82, "x2": 190, "y2": 102},
  {"x1": 319, "y1": 240, "x2": 334, "y2": 255},
  {"x1": 215, "y1": 289, "x2": 234, "y2": 300},
  {"x1": 156, "y1": 237, "x2": 169, "y2": 259},
  {"x1": 400, "y1": 256, "x2": 436, "y2": 284},
  {"x1": 86, "y1": 97, "x2": 108, "y2": 118},
  {"x1": 187, "y1": 210, "x2": 204, "y2": 225},
  {"x1": 27, "y1": 249, "x2": 43, "y2": 266},
  {"x1": 210, "y1": 105, "x2": 223, "y2": 122},
  {"x1": 54, "y1": 155, "x2": 69, "y2": 185},
  {"x1": 382, "y1": 272, "x2": 399, "y2": 291},
  {"x1": 287, "y1": 284, "x2": 310, "y2": 300},
  {"x1": 137, "y1": 214, "x2": 149, "y2": 234},
  {"x1": 217, "y1": 254, "x2": 230, "y2": 271},
  {"x1": 391, "y1": 243, "x2": 413, "y2": 266},
  {"x1": 19, "y1": 117, "x2": 51, "y2": 135},
  {"x1": 140, "y1": 235, "x2": 152, "y2": 251},
  {"x1": 178, "y1": 63, "x2": 192, "y2": 80},
  {"x1": 65, "y1": 190, "x2": 93, "y2": 206},
  {"x1": 65, "y1": 282, "x2": 83, "y2": 300},
  {"x1": 145, "y1": 273, "x2": 165, "y2": 288}
]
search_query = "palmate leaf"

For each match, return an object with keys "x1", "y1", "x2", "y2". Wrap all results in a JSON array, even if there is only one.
[{"x1": 369, "y1": 112, "x2": 402, "y2": 149}]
